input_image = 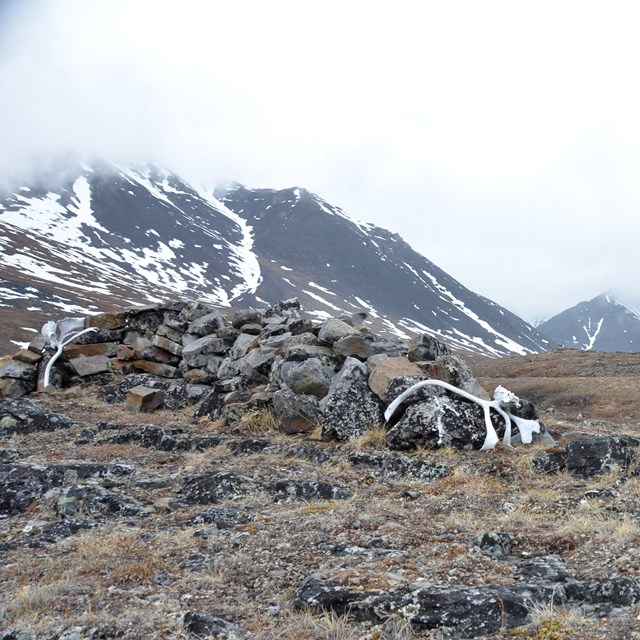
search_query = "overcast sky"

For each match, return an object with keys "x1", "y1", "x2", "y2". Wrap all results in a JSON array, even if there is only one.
[{"x1": 2, "y1": 0, "x2": 639, "y2": 322}]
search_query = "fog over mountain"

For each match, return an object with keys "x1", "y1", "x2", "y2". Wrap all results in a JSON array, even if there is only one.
[
  {"x1": 1, "y1": 1, "x2": 640, "y2": 321},
  {"x1": 0, "y1": 158, "x2": 549, "y2": 357}
]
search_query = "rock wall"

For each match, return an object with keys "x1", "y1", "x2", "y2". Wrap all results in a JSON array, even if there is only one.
[{"x1": 0, "y1": 298, "x2": 548, "y2": 450}]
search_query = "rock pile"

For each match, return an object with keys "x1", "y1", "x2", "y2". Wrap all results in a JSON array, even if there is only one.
[{"x1": 0, "y1": 299, "x2": 549, "y2": 450}]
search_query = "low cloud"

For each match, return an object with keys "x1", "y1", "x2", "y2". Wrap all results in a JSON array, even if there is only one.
[{"x1": 2, "y1": 0, "x2": 639, "y2": 321}]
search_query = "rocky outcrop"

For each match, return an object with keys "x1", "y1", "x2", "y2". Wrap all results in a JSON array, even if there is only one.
[{"x1": 533, "y1": 434, "x2": 639, "y2": 477}]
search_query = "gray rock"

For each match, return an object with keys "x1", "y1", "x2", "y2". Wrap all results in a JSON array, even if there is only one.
[
  {"x1": 333, "y1": 335, "x2": 406, "y2": 360},
  {"x1": 188, "y1": 311, "x2": 226, "y2": 336},
  {"x1": 231, "y1": 309, "x2": 265, "y2": 328},
  {"x1": 0, "y1": 378, "x2": 32, "y2": 399},
  {"x1": 349, "y1": 451, "x2": 451, "y2": 483},
  {"x1": 272, "y1": 390, "x2": 322, "y2": 434},
  {"x1": 270, "y1": 479, "x2": 351, "y2": 501},
  {"x1": 182, "y1": 335, "x2": 228, "y2": 367},
  {"x1": 367, "y1": 358, "x2": 425, "y2": 401},
  {"x1": 317, "y1": 318, "x2": 359, "y2": 345},
  {"x1": 178, "y1": 301, "x2": 219, "y2": 323},
  {"x1": 320, "y1": 357, "x2": 385, "y2": 440},
  {"x1": 151, "y1": 334, "x2": 184, "y2": 356},
  {"x1": 68, "y1": 354, "x2": 111, "y2": 377},
  {"x1": 407, "y1": 333, "x2": 450, "y2": 361},
  {"x1": 182, "y1": 611, "x2": 241, "y2": 639},
  {"x1": 57, "y1": 484, "x2": 151, "y2": 518},
  {"x1": 281, "y1": 357, "x2": 333, "y2": 398},
  {"x1": 471, "y1": 532, "x2": 513, "y2": 557},
  {"x1": 0, "y1": 464, "x2": 65, "y2": 515},
  {"x1": 0, "y1": 359, "x2": 37, "y2": 383},
  {"x1": 0, "y1": 399, "x2": 76, "y2": 436},
  {"x1": 229, "y1": 333, "x2": 258, "y2": 360},
  {"x1": 180, "y1": 471, "x2": 256, "y2": 505},
  {"x1": 533, "y1": 435, "x2": 639, "y2": 478}
]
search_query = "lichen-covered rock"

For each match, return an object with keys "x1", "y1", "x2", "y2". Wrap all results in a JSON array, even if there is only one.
[
  {"x1": 182, "y1": 611, "x2": 242, "y2": 639},
  {"x1": 272, "y1": 389, "x2": 322, "y2": 434},
  {"x1": 187, "y1": 311, "x2": 226, "y2": 336},
  {"x1": 385, "y1": 396, "x2": 493, "y2": 451},
  {"x1": 57, "y1": 484, "x2": 151, "y2": 518},
  {"x1": 407, "y1": 333, "x2": 450, "y2": 362},
  {"x1": 320, "y1": 357, "x2": 385, "y2": 440},
  {"x1": 435, "y1": 354, "x2": 474, "y2": 387},
  {"x1": 380, "y1": 374, "x2": 439, "y2": 408},
  {"x1": 180, "y1": 472, "x2": 256, "y2": 505},
  {"x1": 332, "y1": 334, "x2": 405, "y2": 360},
  {"x1": 182, "y1": 335, "x2": 228, "y2": 368},
  {"x1": 348, "y1": 451, "x2": 451, "y2": 483},
  {"x1": 0, "y1": 398, "x2": 76, "y2": 435},
  {"x1": 270, "y1": 479, "x2": 351, "y2": 501},
  {"x1": 231, "y1": 309, "x2": 265, "y2": 329},
  {"x1": 533, "y1": 435, "x2": 639, "y2": 477},
  {"x1": 0, "y1": 464, "x2": 64, "y2": 515},
  {"x1": 471, "y1": 532, "x2": 513, "y2": 557}
]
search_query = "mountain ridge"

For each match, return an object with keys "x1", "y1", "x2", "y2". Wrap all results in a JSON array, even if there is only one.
[{"x1": 1, "y1": 158, "x2": 548, "y2": 356}]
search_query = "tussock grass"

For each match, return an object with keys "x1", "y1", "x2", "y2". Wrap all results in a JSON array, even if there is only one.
[{"x1": 233, "y1": 407, "x2": 278, "y2": 437}]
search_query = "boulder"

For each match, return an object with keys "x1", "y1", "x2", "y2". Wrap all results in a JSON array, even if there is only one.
[
  {"x1": 281, "y1": 357, "x2": 334, "y2": 398},
  {"x1": 270, "y1": 479, "x2": 351, "y2": 501},
  {"x1": 386, "y1": 396, "x2": 493, "y2": 451},
  {"x1": 407, "y1": 333, "x2": 450, "y2": 362},
  {"x1": 0, "y1": 464, "x2": 64, "y2": 515},
  {"x1": 182, "y1": 612, "x2": 241, "y2": 639},
  {"x1": 471, "y1": 532, "x2": 513, "y2": 557},
  {"x1": 367, "y1": 357, "x2": 425, "y2": 400},
  {"x1": 0, "y1": 399, "x2": 76, "y2": 435},
  {"x1": 182, "y1": 335, "x2": 228, "y2": 368},
  {"x1": 132, "y1": 360, "x2": 179, "y2": 378},
  {"x1": 151, "y1": 334, "x2": 183, "y2": 357},
  {"x1": 332, "y1": 334, "x2": 405, "y2": 360},
  {"x1": 348, "y1": 451, "x2": 451, "y2": 483},
  {"x1": 178, "y1": 301, "x2": 218, "y2": 323},
  {"x1": 0, "y1": 378, "x2": 31, "y2": 399},
  {"x1": 57, "y1": 484, "x2": 151, "y2": 518},
  {"x1": 0, "y1": 359, "x2": 37, "y2": 384},
  {"x1": 187, "y1": 311, "x2": 226, "y2": 336},
  {"x1": 87, "y1": 311, "x2": 127, "y2": 330},
  {"x1": 320, "y1": 357, "x2": 385, "y2": 440},
  {"x1": 231, "y1": 309, "x2": 265, "y2": 329},
  {"x1": 63, "y1": 342, "x2": 118, "y2": 358},
  {"x1": 533, "y1": 435, "x2": 639, "y2": 477},
  {"x1": 228, "y1": 333, "x2": 258, "y2": 360},
  {"x1": 317, "y1": 318, "x2": 358, "y2": 345},
  {"x1": 12, "y1": 349, "x2": 42, "y2": 365},
  {"x1": 272, "y1": 390, "x2": 322, "y2": 434}
]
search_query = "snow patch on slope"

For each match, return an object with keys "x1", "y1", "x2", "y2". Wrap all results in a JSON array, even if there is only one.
[
  {"x1": 196, "y1": 187, "x2": 262, "y2": 302},
  {"x1": 582, "y1": 317, "x2": 604, "y2": 351}
]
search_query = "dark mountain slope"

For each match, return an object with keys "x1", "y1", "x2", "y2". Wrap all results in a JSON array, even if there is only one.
[{"x1": 220, "y1": 185, "x2": 547, "y2": 356}]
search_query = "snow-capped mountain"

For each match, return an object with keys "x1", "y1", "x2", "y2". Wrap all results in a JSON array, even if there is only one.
[
  {"x1": 537, "y1": 292, "x2": 640, "y2": 352},
  {"x1": 0, "y1": 158, "x2": 548, "y2": 356}
]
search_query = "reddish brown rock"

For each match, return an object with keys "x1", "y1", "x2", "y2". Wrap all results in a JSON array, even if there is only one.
[
  {"x1": 125, "y1": 385, "x2": 165, "y2": 412},
  {"x1": 368, "y1": 357, "x2": 424, "y2": 400}
]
